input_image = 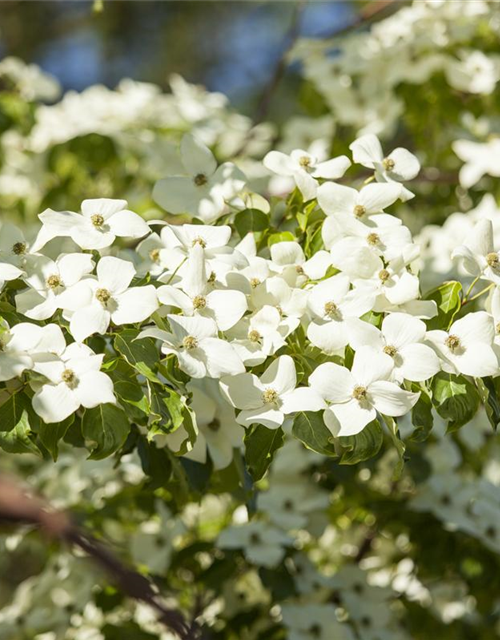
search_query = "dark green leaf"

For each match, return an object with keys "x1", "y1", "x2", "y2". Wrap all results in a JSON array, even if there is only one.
[
  {"x1": 425, "y1": 281, "x2": 462, "y2": 330},
  {"x1": 431, "y1": 372, "x2": 480, "y2": 432},
  {"x1": 114, "y1": 329, "x2": 160, "y2": 383},
  {"x1": 82, "y1": 403, "x2": 130, "y2": 460},
  {"x1": 411, "y1": 387, "x2": 434, "y2": 442},
  {"x1": 0, "y1": 410, "x2": 41, "y2": 456},
  {"x1": 339, "y1": 420, "x2": 384, "y2": 464},
  {"x1": 234, "y1": 208, "x2": 269, "y2": 237},
  {"x1": 292, "y1": 411, "x2": 337, "y2": 456},
  {"x1": 478, "y1": 376, "x2": 500, "y2": 431},
  {"x1": 38, "y1": 414, "x2": 74, "y2": 461},
  {"x1": 244, "y1": 424, "x2": 285, "y2": 481},
  {"x1": 0, "y1": 390, "x2": 31, "y2": 432}
]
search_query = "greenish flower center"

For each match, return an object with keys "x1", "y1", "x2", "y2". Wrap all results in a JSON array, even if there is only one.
[
  {"x1": 354, "y1": 204, "x2": 366, "y2": 218},
  {"x1": 324, "y1": 300, "x2": 340, "y2": 318},
  {"x1": 383, "y1": 345, "x2": 398, "y2": 357},
  {"x1": 445, "y1": 334, "x2": 461, "y2": 351},
  {"x1": 91, "y1": 213, "x2": 105, "y2": 228},
  {"x1": 486, "y1": 252, "x2": 499, "y2": 268},
  {"x1": 182, "y1": 335, "x2": 198, "y2": 350},
  {"x1": 248, "y1": 329, "x2": 261, "y2": 343},
  {"x1": 192, "y1": 295, "x2": 207, "y2": 310},
  {"x1": 378, "y1": 269, "x2": 390, "y2": 282},
  {"x1": 352, "y1": 385, "x2": 367, "y2": 401},
  {"x1": 12, "y1": 242, "x2": 26, "y2": 256},
  {"x1": 250, "y1": 278, "x2": 261, "y2": 289},
  {"x1": 149, "y1": 248, "x2": 160, "y2": 263},
  {"x1": 262, "y1": 388, "x2": 279, "y2": 405},
  {"x1": 299, "y1": 155, "x2": 311, "y2": 167},
  {"x1": 192, "y1": 237, "x2": 207, "y2": 248},
  {"x1": 96, "y1": 288, "x2": 112, "y2": 304},
  {"x1": 46, "y1": 274, "x2": 63, "y2": 290},
  {"x1": 367, "y1": 232, "x2": 380, "y2": 246},
  {"x1": 61, "y1": 368, "x2": 77, "y2": 388},
  {"x1": 382, "y1": 157, "x2": 395, "y2": 171},
  {"x1": 193, "y1": 173, "x2": 208, "y2": 186}
]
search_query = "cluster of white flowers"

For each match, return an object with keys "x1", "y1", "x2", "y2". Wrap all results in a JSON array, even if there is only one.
[
  {"x1": 2, "y1": 129, "x2": 499, "y2": 450},
  {"x1": 291, "y1": 0, "x2": 500, "y2": 137}
]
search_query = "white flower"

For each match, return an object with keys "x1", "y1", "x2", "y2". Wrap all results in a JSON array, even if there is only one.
[
  {"x1": 69, "y1": 256, "x2": 158, "y2": 342},
  {"x1": 218, "y1": 521, "x2": 291, "y2": 568},
  {"x1": 0, "y1": 261, "x2": 23, "y2": 292},
  {"x1": 445, "y1": 49, "x2": 500, "y2": 95},
  {"x1": 220, "y1": 355, "x2": 322, "y2": 429},
  {"x1": 163, "y1": 379, "x2": 244, "y2": 470},
  {"x1": 153, "y1": 134, "x2": 246, "y2": 223},
  {"x1": 426, "y1": 311, "x2": 498, "y2": 377},
  {"x1": 0, "y1": 320, "x2": 64, "y2": 382},
  {"x1": 451, "y1": 219, "x2": 500, "y2": 284},
  {"x1": 270, "y1": 241, "x2": 332, "y2": 282},
  {"x1": 32, "y1": 342, "x2": 115, "y2": 423},
  {"x1": 317, "y1": 182, "x2": 402, "y2": 224},
  {"x1": 453, "y1": 137, "x2": 500, "y2": 189},
  {"x1": 349, "y1": 312, "x2": 441, "y2": 382},
  {"x1": 281, "y1": 603, "x2": 355, "y2": 640},
  {"x1": 350, "y1": 133, "x2": 420, "y2": 201},
  {"x1": 0, "y1": 222, "x2": 37, "y2": 269},
  {"x1": 15, "y1": 253, "x2": 94, "y2": 321},
  {"x1": 140, "y1": 314, "x2": 244, "y2": 379},
  {"x1": 263, "y1": 148, "x2": 351, "y2": 201},
  {"x1": 32, "y1": 198, "x2": 150, "y2": 251},
  {"x1": 227, "y1": 305, "x2": 291, "y2": 366},
  {"x1": 306, "y1": 274, "x2": 376, "y2": 355},
  {"x1": 307, "y1": 347, "x2": 420, "y2": 437},
  {"x1": 157, "y1": 243, "x2": 246, "y2": 331},
  {"x1": 258, "y1": 482, "x2": 329, "y2": 530},
  {"x1": 322, "y1": 213, "x2": 413, "y2": 262}
]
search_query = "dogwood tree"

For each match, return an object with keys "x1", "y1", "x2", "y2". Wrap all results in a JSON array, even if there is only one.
[{"x1": 2, "y1": 2, "x2": 500, "y2": 639}]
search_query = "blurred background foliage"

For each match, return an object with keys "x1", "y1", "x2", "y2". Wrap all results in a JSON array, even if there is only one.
[{"x1": 0, "y1": 1, "x2": 354, "y2": 117}]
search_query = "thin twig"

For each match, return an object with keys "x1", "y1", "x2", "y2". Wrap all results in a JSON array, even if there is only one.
[{"x1": 0, "y1": 474, "x2": 198, "y2": 640}]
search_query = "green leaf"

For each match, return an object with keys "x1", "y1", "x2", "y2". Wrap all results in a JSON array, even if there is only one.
[
  {"x1": 267, "y1": 231, "x2": 295, "y2": 247},
  {"x1": 410, "y1": 387, "x2": 434, "y2": 442},
  {"x1": 292, "y1": 411, "x2": 337, "y2": 456},
  {"x1": 477, "y1": 376, "x2": 500, "y2": 431},
  {"x1": 82, "y1": 403, "x2": 130, "y2": 460},
  {"x1": 38, "y1": 414, "x2": 74, "y2": 461},
  {"x1": 0, "y1": 390, "x2": 31, "y2": 432},
  {"x1": 431, "y1": 372, "x2": 480, "y2": 432},
  {"x1": 339, "y1": 420, "x2": 384, "y2": 465},
  {"x1": 304, "y1": 223, "x2": 323, "y2": 258},
  {"x1": 244, "y1": 425, "x2": 285, "y2": 481},
  {"x1": 234, "y1": 208, "x2": 269, "y2": 237},
  {"x1": 114, "y1": 329, "x2": 160, "y2": 383},
  {"x1": 425, "y1": 281, "x2": 462, "y2": 330},
  {"x1": 382, "y1": 415, "x2": 406, "y2": 480},
  {"x1": 137, "y1": 438, "x2": 173, "y2": 488},
  {"x1": 0, "y1": 410, "x2": 41, "y2": 456}
]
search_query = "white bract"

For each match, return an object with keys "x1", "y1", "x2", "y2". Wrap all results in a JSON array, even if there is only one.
[
  {"x1": 69, "y1": 256, "x2": 158, "y2": 342},
  {"x1": 349, "y1": 312, "x2": 441, "y2": 382},
  {"x1": 0, "y1": 321, "x2": 64, "y2": 382},
  {"x1": 15, "y1": 253, "x2": 94, "y2": 320},
  {"x1": 349, "y1": 133, "x2": 420, "y2": 201},
  {"x1": 307, "y1": 347, "x2": 420, "y2": 436},
  {"x1": 32, "y1": 198, "x2": 150, "y2": 251},
  {"x1": 140, "y1": 314, "x2": 244, "y2": 379},
  {"x1": 153, "y1": 134, "x2": 246, "y2": 223},
  {"x1": 263, "y1": 148, "x2": 351, "y2": 201},
  {"x1": 452, "y1": 219, "x2": 500, "y2": 284},
  {"x1": 31, "y1": 340, "x2": 115, "y2": 423},
  {"x1": 220, "y1": 355, "x2": 322, "y2": 429},
  {"x1": 426, "y1": 311, "x2": 498, "y2": 377}
]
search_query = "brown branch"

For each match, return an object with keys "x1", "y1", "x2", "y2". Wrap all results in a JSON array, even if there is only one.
[{"x1": 0, "y1": 474, "x2": 199, "y2": 640}]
